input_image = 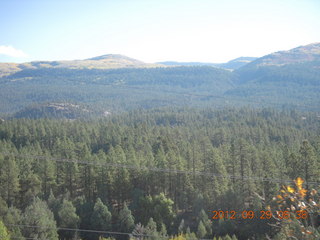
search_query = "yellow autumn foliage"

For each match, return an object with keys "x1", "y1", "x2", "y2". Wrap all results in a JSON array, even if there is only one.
[{"x1": 169, "y1": 234, "x2": 187, "y2": 240}]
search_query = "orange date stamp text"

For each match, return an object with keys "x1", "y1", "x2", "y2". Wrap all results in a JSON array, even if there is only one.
[{"x1": 211, "y1": 210, "x2": 308, "y2": 220}]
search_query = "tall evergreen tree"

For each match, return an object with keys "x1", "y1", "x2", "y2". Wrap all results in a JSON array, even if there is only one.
[
  {"x1": 299, "y1": 140, "x2": 317, "y2": 190},
  {"x1": 196, "y1": 220, "x2": 207, "y2": 238},
  {"x1": 0, "y1": 220, "x2": 10, "y2": 240},
  {"x1": 3, "y1": 207, "x2": 24, "y2": 240},
  {"x1": 197, "y1": 209, "x2": 212, "y2": 236},
  {"x1": 0, "y1": 155, "x2": 19, "y2": 206},
  {"x1": 145, "y1": 218, "x2": 159, "y2": 238},
  {"x1": 118, "y1": 203, "x2": 135, "y2": 233},
  {"x1": 22, "y1": 197, "x2": 58, "y2": 240},
  {"x1": 58, "y1": 199, "x2": 80, "y2": 240},
  {"x1": 91, "y1": 198, "x2": 112, "y2": 239}
]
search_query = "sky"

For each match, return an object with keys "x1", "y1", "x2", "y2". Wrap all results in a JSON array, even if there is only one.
[{"x1": 1, "y1": 0, "x2": 320, "y2": 63}]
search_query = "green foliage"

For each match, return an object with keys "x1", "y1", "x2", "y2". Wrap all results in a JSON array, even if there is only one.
[
  {"x1": 118, "y1": 203, "x2": 135, "y2": 233},
  {"x1": 145, "y1": 218, "x2": 159, "y2": 238},
  {"x1": 58, "y1": 199, "x2": 79, "y2": 239},
  {"x1": 91, "y1": 198, "x2": 112, "y2": 240},
  {"x1": 99, "y1": 237, "x2": 116, "y2": 240},
  {"x1": 0, "y1": 197, "x2": 8, "y2": 220},
  {"x1": 131, "y1": 223, "x2": 146, "y2": 240},
  {"x1": 137, "y1": 193, "x2": 175, "y2": 228},
  {"x1": 299, "y1": 140, "x2": 318, "y2": 188},
  {"x1": 22, "y1": 197, "x2": 58, "y2": 240},
  {"x1": 2, "y1": 56, "x2": 320, "y2": 116},
  {"x1": 178, "y1": 219, "x2": 185, "y2": 234},
  {"x1": 197, "y1": 209, "x2": 212, "y2": 236},
  {"x1": 0, "y1": 108, "x2": 319, "y2": 239},
  {"x1": 0, "y1": 66, "x2": 235, "y2": 115},
  {"x1": 0, "y1": 155, "x2": 19, "y2": 205},
  {"x1": 0, "y1": 220, "x2": 10, "y2": 240},
  {"x1": 223, "y1": 235, "x2": 232, "y2": 240},
  {"x1": 196, "y1": 220, "x2": 207, "y2": 238},
  {"x1": 3, "y1": 207, "x2": 24, "y2": 240}
]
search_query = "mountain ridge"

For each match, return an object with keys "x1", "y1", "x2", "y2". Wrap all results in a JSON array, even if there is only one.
[
  {"x1": 157, "y1": 57, "x2": 257, "y2": 70},
  {"x1": 0, "y1": 54, "x2": 258, "y2": 78},
  {"x1": 0, "y1": 42, "x2": 319, "y2": 116},
  {"x1": 0, "y1": 54, "x2": 164, "y2": 77},
  {"x1": 242, "y1": 42, "x2": 320, "y2": 68}
]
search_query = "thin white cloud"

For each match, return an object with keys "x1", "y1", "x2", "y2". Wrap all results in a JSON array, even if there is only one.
[{"x1": 0, "y1": 45, "x2": 28, "y2": 58}]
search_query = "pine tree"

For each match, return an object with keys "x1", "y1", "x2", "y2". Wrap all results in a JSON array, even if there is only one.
[
  {"x1": 47, "y1": 189, "x2": 60, "y2": 220},
  {"x1": 91, "y1": 198, "x2": 112, "y2": 240},
  {"x1": 197, "y1": 209, "x2": 212, "y2": 236},
  {"x1": 22, "y1": 197, "x2": 58, "y2": 240},
  {"x1": 231, "y1": 234, "x2": 238, "y2": 240},
  {"x1": 206, "y1": 148, "x2": 229, "y2": 205},
  {"x1": 196, "y1": 220, "x2": 207, "y2": 238},
  {"x1": 178, "y1": 219, "x2": 185, "y2": 234},
  {"x1": 113, "y1": 145, "x2": 132, "y2": 205},
  {"x1": 96, "y1": 150, "x2": 113, "y2": 203},
  {"x1": 58, "y1": 199, "x2": 80, "y2": 240},
  {"x1": 145, "y1": 218, "x2": 159, "y2": 238},
  {"x1": 0, "y1": 196, "x2": 8, "y2": 219},
  {"x1": 299, "y1": 140, "x2": 317, "y2": 190},
  {"x1": 3, "y1": 206, "x2": 24, "y2": 240},
  {"x1": 154, "y1": 146, "x2": 168, "y2": 194},
  {"x1": 259, "y1": 151, "x2": 279, "y2": 203},
  {"x1": 0, "y1": 220, "x2": 10, "y2": 240},
  {"x1": 0, "y1": 155, "x2": 19, "y2": 205},
  {"x1": 37, "y1": 152, "x2": 56, "y2": 198},
  {"x1": 131, "y1": 223, "x2": 146, "y2": 240},
  {"x1": 118, "y1": 203, "x2": 135, "y2": 233},
  {"x1": 159, "y1": 223, "x2": 167, "y2": 237},
  {"x1": 78, "y1": 143, "x2": 95, "y2": 201}
]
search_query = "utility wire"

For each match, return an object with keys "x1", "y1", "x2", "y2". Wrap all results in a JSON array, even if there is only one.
[
  {"x1": 5, "y1": 223, "x2": 211, "y2": 240},
  {"x1": 1, "y1": 152, "x2": 318, "y2": 186}
]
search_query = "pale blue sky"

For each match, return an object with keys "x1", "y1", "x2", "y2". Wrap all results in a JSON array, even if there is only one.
[{"x1": 1, "y1": 0, "x2": 320, "y2": 63}]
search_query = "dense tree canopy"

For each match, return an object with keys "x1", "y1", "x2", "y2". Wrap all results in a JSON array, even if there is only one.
[{"x1": 0, "y1": 108, "x2": 319, "y2": 239}]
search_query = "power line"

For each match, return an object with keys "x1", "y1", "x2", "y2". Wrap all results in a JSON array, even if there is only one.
[
  {"x1": 5, "y1": 223, "x2": 211, "y2": 240},
  {"x1": 1, "y1": 152, "x2": 318, "y2": 186}
]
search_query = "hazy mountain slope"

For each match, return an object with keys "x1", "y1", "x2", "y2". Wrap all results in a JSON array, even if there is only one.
[
  {"x1": 0, "y1": 66, "x2": 234, "y2": 114},
  {"x1": 157, "y1": 61, "x2": 217, "y2": 67},
  {"x1": 224, "y1": 43, "x2": 320, "y2": 109},
  {"x1": 158, "y1": 57, "x2": 257, "y2": 70},
  {"x1": 0, "y1": 54, "x2": 163, "y2": 78},
  {"x1": 219, "y1": 57, "x2": 257, "y2": 70},
  {"x1": 245, "y1": 42, "x2": 320, "y2": 67},
  {"x1": 234, "y1": 42, "x2": 320, "y2": 84},
  {"x1": 1, "y1": 43, "x2": 320, "y2": 117}
]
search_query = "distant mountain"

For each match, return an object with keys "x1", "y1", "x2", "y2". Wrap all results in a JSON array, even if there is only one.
[
  {"x1": 0, "y1": 43, "x2": 319, "y2": 117},
  {"x1": 244, "y1": 43, "x2": 320, "y2": 67},
  {"x1": 158, "y1": 57, "x2": 257, "y2": 70},
  {"x1": 157, "y1": 61, "x2": 217, "y2": 67},
  {"x1": 219, "y1": 57, "x2": 258, "y2": 70},
  {"x1": 224, "y1": 43, "x2": 320, "y2": 108},
  {"x1": 234, "y1": 42, "x2": 320, "y2": 84},
  {"x1": 0, "y1": 54, "x2": 162, "y2": 77}
]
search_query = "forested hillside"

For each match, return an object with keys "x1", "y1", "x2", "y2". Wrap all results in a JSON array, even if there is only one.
[
  {"x1": 0, "y1": 66, "x2": 234, "y2": 114},
  {"x1": 0, "y1": 43, "x2": 320, "y2": 117},
  {"x1": 0, "y1": 108, "x2": 319, "y2": 239}
]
